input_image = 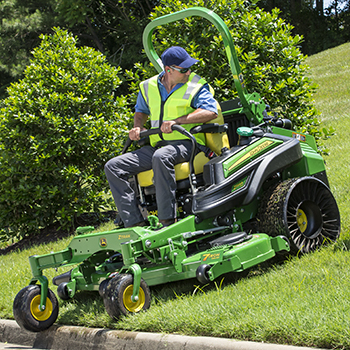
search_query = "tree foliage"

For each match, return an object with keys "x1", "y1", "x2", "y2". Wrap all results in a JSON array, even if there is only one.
[
  {"x1": 0, "y1": 28, "x2": 131, "y2": 239},
  {"x1": 0, "y1": 0, "x2": 159, "y2": 99},
  {"x1": 55, "y1": 0, "x2": 158, "y2": 67},
  {"x1": 325, "y1": 0, "x2": 350, "y2": 45},
  {"x1": 0, "y1": 0, "x2": 57, "y2": 97},
  {"x1": 260, "y1": 0, "x2": 350, "y2": 55}
]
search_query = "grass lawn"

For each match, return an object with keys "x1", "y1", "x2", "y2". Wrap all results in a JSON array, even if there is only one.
[
  {"x1": 306, "y1": 42, "x2": 350, "y2": 232},
  {"x1": 1, "y1": 43, "x2": 350, "y2": 349}
]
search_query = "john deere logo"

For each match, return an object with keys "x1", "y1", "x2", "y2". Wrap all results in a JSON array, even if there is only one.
[{"x1": 99, "y1": 238, "x2": 107, "y2": 248}]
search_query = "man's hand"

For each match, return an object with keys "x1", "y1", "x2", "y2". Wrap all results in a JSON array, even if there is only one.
[
  {"x1": 161, "y1": 120, "x2": 177, "y2": 134},
  {"x1": 130, "y1": 112, "x2": 148, "y2": 140},
  {"x1": 129, "y1": 127, "x2": 145, "y2": 141}
]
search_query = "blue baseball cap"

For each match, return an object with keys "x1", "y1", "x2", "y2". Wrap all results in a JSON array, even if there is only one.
[{"x1": 161, "y1": 46, "x2": 199, "y2": 68}]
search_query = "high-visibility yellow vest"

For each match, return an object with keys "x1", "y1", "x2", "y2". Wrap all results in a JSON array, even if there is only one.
[{"x1": 139, "y1": 73, "x2": 208, "y2": 147}]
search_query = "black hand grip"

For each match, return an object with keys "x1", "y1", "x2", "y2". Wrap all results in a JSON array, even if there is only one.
[
  {"x1": 190, "y1": 123, "x2": 228, "y2": 134},
  {"x1": 122, "y1": 129, "x2": 162, "y2": 154},
  {"x1": 171, "y1": 124, "x2": 191, "y2": 136},
  {"x1": 121, "y1": 137, "x2": 133, "y2": 154},
  {"x1": 274, "y1": 119, "x2": 292, "y2": 129},
  {"x1": 122, "y1": 125, "x2": 195, "y2": 154},
  {"x1": 139, "y1": 128, "x2": 162, "y2": 138}
]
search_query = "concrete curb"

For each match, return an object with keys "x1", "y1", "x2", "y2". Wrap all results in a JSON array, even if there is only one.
[{"x1": 0, "y1": 319, "x2": 324, "y2": 350}]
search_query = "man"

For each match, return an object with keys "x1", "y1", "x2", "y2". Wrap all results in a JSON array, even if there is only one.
[{"x1": 105, "y1": 46, "x2": 217, "y2": 227}]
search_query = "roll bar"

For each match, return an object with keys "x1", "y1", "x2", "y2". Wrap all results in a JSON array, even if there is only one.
[{"x1": 142, "y1": 7, "x2": 266, "y2": 125}]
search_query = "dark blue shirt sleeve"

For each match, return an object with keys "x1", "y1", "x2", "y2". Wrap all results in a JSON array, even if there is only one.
[
  {"x1": 135, "y1": 90, "x2": 150, "y2": 115},
  {"x1": 192, "y1": 84, "x2": 218, "y2": 114}
]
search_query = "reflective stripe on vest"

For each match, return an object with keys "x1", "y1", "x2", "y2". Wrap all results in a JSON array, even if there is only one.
[{"x1": 140, "y1": 73, "x2": 207, "y2": 147}]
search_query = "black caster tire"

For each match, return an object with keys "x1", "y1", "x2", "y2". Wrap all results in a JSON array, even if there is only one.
[
  {"x1": 196, "y1": 264, "x2": 211, "y2": 284},
  {"x1": 57, "y1": 282, "x2": 71, "y2": 301},
  {"x1": 258, "y1": 177, "x2": 341, "y2": 254},
  {"x1": 13, "y1": 285, "x2": 59, "y2": 332},
  {"x1": 103, "y1": 274, "x2": 151, "y2": 321},
  {"x1": 99, "y1": 279, "x2": 110, "y2": 297}
]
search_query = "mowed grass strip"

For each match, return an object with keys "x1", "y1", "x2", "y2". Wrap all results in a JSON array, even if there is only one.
[
  {"x1": 306, "y1": 42, "x2": 350, "y2": 232},
  {"x1": 1, "y1": 43, "x2": 350, "y2": 348}
]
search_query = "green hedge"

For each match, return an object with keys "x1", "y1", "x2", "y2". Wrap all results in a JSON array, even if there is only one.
[{"x1": 0, "y1": 28, "x2": 131, "y2": 239}]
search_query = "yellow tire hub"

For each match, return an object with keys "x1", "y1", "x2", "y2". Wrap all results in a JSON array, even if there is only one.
[
  {"x1": 30, "y1": 295, "x2": 53, "y2": 321},
  {"x1": 123, "y1": 285, "x2": 145, "y2": 313},
  {"x1": 297, "y1": 209, "x2": 308, "y2": 233}
]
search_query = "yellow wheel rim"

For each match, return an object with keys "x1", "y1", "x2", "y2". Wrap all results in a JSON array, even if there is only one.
[
  {"x1": 123, "y1": 285, "x2": 145, "y2": 313},
  {"x1": 297, "y1": 209, "x2": 308, "y2": 233},
  {"x1": 30, "y1": 295, "x2": 53, "y2": 321}
]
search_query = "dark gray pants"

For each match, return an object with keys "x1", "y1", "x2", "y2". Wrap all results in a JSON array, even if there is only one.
[{"x1": 104, "y1": 141, "x2": 193, "y2": 227}]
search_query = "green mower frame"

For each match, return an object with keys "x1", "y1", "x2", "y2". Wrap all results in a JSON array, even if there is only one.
[{"x1": 13, "y1": 7, "x2": 340, "y2": 333}]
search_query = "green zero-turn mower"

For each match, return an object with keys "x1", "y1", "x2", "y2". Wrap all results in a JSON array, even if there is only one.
[{"x1": 13, "y1": 7, "x2": 341, "y2": 332}]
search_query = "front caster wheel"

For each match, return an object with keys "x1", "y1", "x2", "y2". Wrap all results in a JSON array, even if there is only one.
[
  {"x1": 13, "y1": 285, "x2": 59, "y2": 332},
  {"x1": 103, "y1": 274, "x2": 151, "y2": 321},
  {"x1": 99, "y1": 278, "x2": 110, "y2": 297},
  {"x1": 57, "y1": 282, "x2": 71, "y2": 301},
  {"x1": 196, "y1": 264, "x2": 211, "y2": 284}
]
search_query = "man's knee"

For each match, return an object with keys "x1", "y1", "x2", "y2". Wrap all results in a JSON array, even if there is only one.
[
  {"x1": 104, "y1": 158, "x2": 116, "y2": 175},
  {"x1": 152, "y1": 147, "x2": 175, "y2": 168},
  {"x1": 104, "y1": 156, "x2": 125, "y2": 179}
]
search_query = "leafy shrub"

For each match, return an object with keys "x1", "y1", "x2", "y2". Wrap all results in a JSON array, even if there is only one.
[
  {"x1": 126, "y1": 0, "x2": 333, "y2": 150},
  {"x1": 0, "y1": 28, "x2": 131, "y2": 239}
]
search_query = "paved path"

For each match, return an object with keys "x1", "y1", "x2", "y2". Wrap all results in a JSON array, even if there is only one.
[
  {"x1": 0, "y1": 319, "x2": 325, "y2": 350},
  {"x1": 0, "y1": 342, "x2": 40, "y2": 350}
]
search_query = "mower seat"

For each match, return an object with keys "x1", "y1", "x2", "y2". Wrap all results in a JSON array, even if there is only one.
[{"x1": 137, "y1": 104, "x2": 230, "y2": 188}]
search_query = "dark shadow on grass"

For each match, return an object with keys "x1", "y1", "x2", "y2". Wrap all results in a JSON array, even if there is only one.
[
  {"x1": 150, "y1": 253, "x2": 290, "y2": 304},
  {"x1": 0, "y1": 211, "x2": 117, "y2": 256},
  {"x1": 57, "y1": 291, "x2": 112, "y2": 327}
]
